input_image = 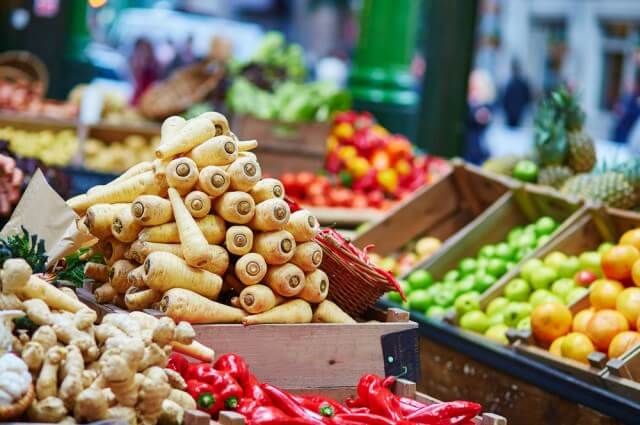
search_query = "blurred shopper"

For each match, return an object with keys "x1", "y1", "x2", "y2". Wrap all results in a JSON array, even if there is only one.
[
  {"x1": 130, "y1": 38, "x2": 159, "y2": 105},
  {"x1": 503, "y1": 59, "x2": 531, "y2": 127},
  {"x1": 179, "y1": 35, "x2": 197, "y2": 66},
  {"x1": 157, "y1": 37, "x2": 178, "y2": 78},
  {"x1": 465, "y1": 69, "x2": 495, "y2": 164},
  {"x1": 0, "y1": 154, "x2": 23, "y2": 216},
  {"x1": 612, "y1": 71, "x2": 640, "y2": 144}
]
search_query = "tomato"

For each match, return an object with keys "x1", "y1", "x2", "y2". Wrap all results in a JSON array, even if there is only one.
[
  {"x1": 370, "y1": 151, "x2": 391, "y2": 171},
  {"x1": 327, "y1": 187, "x2": 351, "y2": 207},
  {"x1": 338, "y1": 146, "x2": 358, "y2": 161},
  {"x1": 309, "y1": 195, "x2": 328, "y2": 207},
  {"x1": 346, "y1": 156, "x2": 370, "y2": 179},
  {"x1": 377, "y1": 169, "x2": 399, "y2": 194},
  {"x1": 367, "y1": 190, "x2": 385, "y2": 208},
  {"x1": 296, "y1": 172, "x2": 316, "y2": 188},
  {"x1": 602, "y1": 244, "x2": 640, "y2": 282},
  {"x1": 280, "y1": 172, "x2": 300, "y2": 197},
  {"x1": 307, "y1": 181, "x2": 328, "y2": 198},
  {"x1": 350, "y1": 193, "x2": 369, "y2": 209},
  {"x1": 333, "y1": 122, "x2": 355, "y2": 140}
]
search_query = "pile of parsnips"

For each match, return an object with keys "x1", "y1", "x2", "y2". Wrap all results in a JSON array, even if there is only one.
[{"x1": 69, "y1": 112, "x2": 354, "y2": 325}]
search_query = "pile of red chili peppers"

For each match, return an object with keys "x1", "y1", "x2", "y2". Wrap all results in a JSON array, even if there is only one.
[{"x1": 168, "y1": 353, "x2": 482, "y2": 425}]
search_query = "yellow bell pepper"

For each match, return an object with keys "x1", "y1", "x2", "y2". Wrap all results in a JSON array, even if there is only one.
[
  {"x1": 334, "y1": 122, "x2": 354, "y2": 140},
  {"x1": 338, "y1": 145, "x2": 358, "y2": 161},
  {"x1": 347, "y1": 156, "x2": 371, "y2": 179},
  {"x1": 377, "y1": 168, "x2": 398, "y2": 193}
]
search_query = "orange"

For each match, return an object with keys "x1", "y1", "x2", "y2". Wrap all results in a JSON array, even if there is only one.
[
  {"x1": 620, "y1": 228, "x2": 640, "y2": 252},
  {"x1": 560, "y1": 332, "x2": 596, "y2": 364},
  {"x1": 616, "y1": 287, "x2": 640, "y2": 329},
  {"x1": 586, "y1": 309, "x2": 629, "y2": 351},
  {"x1": 549, "y1": 336, "x2": 566, "y2": 356},
  {"x1": 531, "y1": 302, "x2": 572, "y2": 346},
  {"x1": 572, "y1": 308, "x2": 595, "y2": 334},
  {"x1": 601, "y1": 244, "x2": 639, "y2": 281},
  {"x1": 632, "y1": 259, "x2": 640, "y2": 287},
  {"x1": 589, "y1": 279, "x2": 624, "y2": 310},
  {"x1": 608, "y1": 331, "x2": 640, "y2": 358}
]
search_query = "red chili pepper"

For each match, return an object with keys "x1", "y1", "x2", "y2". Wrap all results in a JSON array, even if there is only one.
[
  {"x1": 167, "y1": 352, "x2": 189, "y2": 376},
  {"x1": 237, "y1": 398, "x2": 261, "y2": 417},
  {"x1": 405, "y1": 401, "x2": 482, "y2": 424},
  {"x1": 398, "y1": 397, "x2": 426, "y2": 416},
  {"x1": 186, "y1": 379, "x2": 218, "y2": 415},
  {"x1": 214, "y1": 353, "x2": 271, "y2": 405},
  {"x1": 331, "y1": 413, "x2": 398, "y2": 425},
  {"x1": 185, "y1": 365, "x2": 243, "y2": 412},
  {"x1": 260, "y1": 384, "x2": 326, "y2": 425},
  {"x1": 290, "y1": 394, "x2": 349, "y2": 417},
  {"x1": 355, "y1": 374, "x2": 403, "y2": 421},
  {"x1": 245, "y1": 406, "x2": 320, "y2": 425}
]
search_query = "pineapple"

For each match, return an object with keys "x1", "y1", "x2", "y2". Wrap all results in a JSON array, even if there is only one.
[
  {"x1": 550, "y1": 88, "x2": 596, "y2": 173},
  {"x1": 538, "y1": 165, "x2": 573, "y2": 189},
  {"x1": 584, "y1": 172, "x2": 637, "y2": 209},
  {"x1": 561, "y1": 174, "x2": 595, "y2": 196},
  {"x1": 533, "y1": 99, "x2": 568, "y2": 167},
  {"x1": 611, "y1": 157, "x2": 640, "y2": 196}
]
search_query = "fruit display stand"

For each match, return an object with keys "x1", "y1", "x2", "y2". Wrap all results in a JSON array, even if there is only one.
[
  {"x1": 307, "y1": 205, "x2": 385, "y2": 228},
  {"x1": 354, "y1": 160, "x2": 515, "y2": 257},
  {"x1": 602, "y1": 343, "x2": 640, "y2": 402},
  {"x1": 0, "y1": 111, "x2": 78, "y2": 132}
]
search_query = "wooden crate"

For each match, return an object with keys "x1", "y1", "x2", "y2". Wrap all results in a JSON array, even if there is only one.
[
  {"x1": 353, "y1": 160, "x2": 515, "y2": 257},
  {"x1": 216, "y1": 378, "x2": 506, "y2": 425},
  {"x1": 600, "y1": 342, "x2": 640, "y2": 402},
  {"x1": 306, "y1": 206, "x2": 384, "y2": 228},
  {"x1": 85, "y1": 121, "x2": 161, "y2": 142},
  {"x1": 0, "y1": 111, "x2": 78, "y2": 132}
]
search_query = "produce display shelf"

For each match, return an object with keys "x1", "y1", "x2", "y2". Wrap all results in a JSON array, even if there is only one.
[
  {"x1": 0, "y1": 111, "x2": 78, "y2": 131},
  {"x1": 379, "y1": 299, "x2": 640, "y2": 423},
  {"x1": 306, "y1": 205, "x2": 385, "y2": 227}
]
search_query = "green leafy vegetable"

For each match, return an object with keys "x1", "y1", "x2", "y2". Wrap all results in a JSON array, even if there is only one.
[
  {"x1": 0, "y1": 226, "x2": 47, "y2": 273},
  {"x1": 55, "y1": 248, "x2": 104, "y2": 287}
]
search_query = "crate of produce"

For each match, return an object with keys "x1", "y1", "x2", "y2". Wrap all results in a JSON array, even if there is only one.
[
  {"x1": 602, "y1": 343, "x2": 640, "y2": 402},
  {"x1": 353, "y1": 160, "x2": 516, "y2": 277}
]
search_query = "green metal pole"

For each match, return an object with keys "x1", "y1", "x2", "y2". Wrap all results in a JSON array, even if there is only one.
[
  {"x1": 416, "y1": 0, "x2": 478, "y2": 157},
  {"x1": 348, "y1": 0, "x2": 420, "y2": 136}
]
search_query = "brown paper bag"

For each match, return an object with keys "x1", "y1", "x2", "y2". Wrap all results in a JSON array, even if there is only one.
[{"x1": 0, "y1": 169, "x2": 96, "y2": 268}]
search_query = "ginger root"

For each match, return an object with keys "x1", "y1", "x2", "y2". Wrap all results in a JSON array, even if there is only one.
[
  {"x1": 36, "y1": 346, "x2": 66, "y2": 400},
  {"x1": 94, "y1": 323, "x2": 126, "y2": 344},
  {"x1": 59, "y1": 345, "x2": 85, "y2": 410},
  {"x1": 173, "y1": 321, "x2": 195, "y2": 345},
  {"x1": 158, "y1": 399, "x2": 184, "y2": 425},
  {"x1": 107, "y1": 405, "x2": 137, "y2": 425},
  {"x1": 94, "y1": 283, "x2": 117, "y2": 304},
  {"x1": 23, "y1": 298, "x2": 52, "y2": 325},
  {"x1": 168, "y1": 388, "x2": 196, "y2": 410},
  {"x1": 0, "y1": 293, "x2": 23, "y2": 310},
  {"x1": 27, "y1": 396, "x2": 68, "y2": 423},
  {"x1": 137, "y1": 366, "x2": 171, "y2": 425},
  {"x1": 152, "y1": 317, "x2": 175, "y2": 347},
  {"x1": 100, "y1": 337, "x2": 144, "y2": 407},
  {"x1": 164, "y1": 368, "x2": 186, "y2": 390},
  {"x1": 139, "y1": 343, "x2": 168, "y2": 371},
  {"x1": 21, "y1": 341, "x2": 45, "y2": 373},
  {"x1": 74, "y1": 387, "x2": 108, "y2": 422},
  {"x1": 102, "y1": 313, "x2": 142, "y2": 338},
  {"x1": 32, "y1": 325, "x2": 57, "y2": 350}
]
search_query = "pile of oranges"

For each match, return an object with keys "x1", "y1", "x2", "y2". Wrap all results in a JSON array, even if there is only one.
[{"x1": 531, "y1": 228, "x2": 640, "y2": 364}]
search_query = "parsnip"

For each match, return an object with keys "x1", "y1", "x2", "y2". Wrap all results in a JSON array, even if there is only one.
[
  {"x1": 299, "y1": 269, "x2": 329, "y2": 303},
  {"x1": 188, "y1": 135, "x2": 237, "y2": 167},
  {"x1": 84, "y1": 203, "x2": 129, "y2": 238},
  {"x1": 226, "y1": 156, "x2": 261, "y2": 191},
  {"x1": 198, "y1": 166, "x2": 230, "y2": 197},
  {"x1": 285, "y1": 210, "x2": 320, "y2": 242},
  {"x1": 159, "y1": 288, "x2": 245, "y2": 324},
  {"x1": 243, "y1": 299, "x2": 312, "y2": 325},
  {"x1": 249, "y1": 178, "x2": 285, "y2": 203},
  {"x1": 185, "y1": 191, "x2": 211, "y2": 218},
  {"x1": 312, "y1": 300, "x2": 356, "y2": 324},
  {"x1": 168, "y1": 187, "x2": 211, "y2": 267},
  {"x1": 225, "y1": 225, "x2": 253, "y2": 255},
  {"x1": 239, "y1": 284, "x2": 281, "y2": 314},
  {"x1": 131, "y1": 195, "x2": 173, "y2": 226},
  {"x1": 290, "y1": 241, "x2": 323, "y2": 272},
  {"x1": 111, "y1": 208, "x2": 143, "y2": 243},
  {"x1": 264, "y1": 263, "x2": 305, "y2": 297},
  {"x1": 166, "y1": 157, "x2": 199, "y2": 195},
  {"x1": 138, "y1": 215, "x2": 226, "y2": 244},
  {"x1": 213, "y1": 191, "x2": 255, "y2": 224},
  {"x1": 235, "y1": 253, "x2": 267, "y2": 285},
  {"x1": 143, "y1": 252, "x2": 222, "y2": 299},
  {"x1": 249, "y1": 198, "x2": 290, "y2": 231},
  {"x1": 156, "y1": 117, "x2": 216, "y2": 159},
  {"x1": 253, "y1": 230, "x2": 296, "y2": 265}
]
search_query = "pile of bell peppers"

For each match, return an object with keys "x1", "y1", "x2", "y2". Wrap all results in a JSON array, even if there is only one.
[
  {"x1": 325, "y1": 111, "x2": 450, "y2": 199},
  {"x1": 168, "y1": 353, "x2": 481, "y2": 425}
]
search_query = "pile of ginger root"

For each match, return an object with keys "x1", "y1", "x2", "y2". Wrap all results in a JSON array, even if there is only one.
[{"x1": 2, "y1": 259, "x2": 199, "y2": 425}]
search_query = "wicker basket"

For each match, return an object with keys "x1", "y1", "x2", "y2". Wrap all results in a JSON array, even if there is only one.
[
  {"x1": 316, "y1": 229, "x2": 400, "y2": 318},
  {"x1": 0, "y1": 384, "x2": 34, "y2": 421}
]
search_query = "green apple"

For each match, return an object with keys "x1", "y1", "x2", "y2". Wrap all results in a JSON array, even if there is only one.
[
  {"x1": 388, "y1": 280, "x2": 410, "y2": 303},
  {"x1": 408, "y1": 269, "x2": 433, "y2": 290},
  {"x1": 478, "y1": 244, "x2": 496, "y2": 259},
  {"x1": 565, "y1": 286, "x2": 589, "y2": 305},
  {"x1": 474, "y1": 273, "x2": 496, "y2": 293},
  {"x1": 443, "y1": 269, "x2": 460, "y2": 282},
  {"x1": 488, "y1": 312, "x2": 505, "y2": 326},
  {"x1": 544, "y1": 251, "x2": 568, "y2": 271},
  {"x1": 433, "y1": 287, "x2": 456, "y2": 307},
  {"x1": 529, "y1": 289, "x2": 553, "y2": 307},
  {"x1": 598, "y1": 242, "x2": 614, "y2": 255},
  {"x1": 557, "y1": 256, "x2": 581, "y2": 279},
  {"x1": 506, "y1": 261, "x2": 516, "y2": 270},
  {"x1": 460, "y1": 311, "x2": 490, "y2": 333},
  {"x1": 425, "y1": 305, "x2": 447, "y2": 319},
  {"x1": 408, "y1": 289, "x2": 432, "y2": 311},
  {"x1": 476, "y1": 258, "x2": 489, "y2": 270},
  {"x1": 514, "y1": 247, "x2": 532, "y2": 261},
  {"x1": 523, "y1": 224, "x2": 537, "y2": 235},
  {"x1": 495, "y1": 243, "x2": 515, "y2": 261},
  {"x1": 504, "y1": 278, "x2": 531, "y2": 302},
  {"x1": 520, "y1": 258, "x2": 544, "y2": 282},
  {"x1": 516, "y1": 232, "x2": 537, "y2": 249},
  {"x1": 536, "y1": 234, "x2": 552, "y2": 248},
  {"x1": 379, "y1": 257, "x2": 398, "y2": 272},
  {"x1": 486, "y1": 297, "x2": 510, "y2": 316},
  {"x1": 516, "y1": 316, "x2": 531, "y2": 331},
  {"x1": 530, "y1": 266, "x2": 558, "y2": 290},
  {"x1": 484, "y1": 324, "x2": 509, "y2": 344},
  {"x1": 456, "y1": 276, "x2": 476, "y2": 294},
  {"x1": 507, "y1": 226, "x2": 524, "y2": 244},
  {"x1": 487, "y1": 258, "x2": 508, "y2": 277},
  {"x1": 551, "y1": 278, "x2": 575, "y2": 300},
  {"x1": 454, "y1": 291, "x2": 481, "y2": 315},
  {"x1": 535, "y1": 216, "x2": 557, "y2": 236},
  {"x1": 458, "y1": 258, "x2": 477, "y2": 276},
  {"x1": 579, "y1": 251, "x2": 602, "y2": 276},
  {"x1": 503, "y1": 302, "x2": 532, "y2": 327}
]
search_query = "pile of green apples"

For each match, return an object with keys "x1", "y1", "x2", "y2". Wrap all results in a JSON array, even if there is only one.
[
  {"x1": 388, "y1": 216, "x2": 560, "y2": 319},
  {"x1": 458, "y1": 243, "x2": 611, "y2": 344}
]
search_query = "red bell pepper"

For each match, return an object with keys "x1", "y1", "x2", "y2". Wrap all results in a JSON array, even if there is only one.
[
  {"x1": 185, "y1": 365, "x2": 243, "y2": 411},
  {"x1": 167, "y1": 352, "x2": 189, "y2": 376},
  {"x1": 290, "y1": 394, "x2": 349, "y2": 417},
  {"x1": 186, "y1": 380, "x2": 218, "y2": 415},
  {"x1": 260, "y1": 384, "x2": 326, "y2": 425},
  {"x1": 214, "y1": 353, "x2": 271, "y2": 405}
]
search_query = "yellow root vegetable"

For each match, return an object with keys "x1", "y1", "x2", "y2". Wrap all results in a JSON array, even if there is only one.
[
  {"x1": 312, "y1": 300, "x2": 356, "y2": 324},
  {"x1": 111, "y1": 208, "x2": 143, "y2": 243},
  {"x1": 125, "y1": 287, "x2": 162, "y2": 310},
  {"x1": 159, "y1": 399, "x2": 184, "y2": 425},
  {"x1": 156, "y1": 117, "x2": 216, "y2": 159},
  {"x1": 107, "y1": 406, "x2": 137, "y2": 423},
  {"x1": 299, "y1": 270, "x2": 329, "y2": 304},
  {"x1": 174, "y1": 321, "x2": 196, "y2": 344},
  {"x1": 290, "y1": 241, "x2": 323, "y2": 272},
  {"x1": 59, "y1": 345, "x2": 84, "y2": 410},
  {"x1": 68, "y1": 171, "x2": 166, "y2": 212},
  {"x1": 264, "y1": 263, "x2": 305, "y2": 297},
  {"x1": 154, "y1": 116, "x2": 187, "y2": 176},
  {"x1": 127, "y1": 265, "x2": 146, "y2": 288},
  {"x1": 198, "y1": 111, "x2": 230, "y2": 135},
  {"x1": 189, "y1": 135, "x2": 238, "y2": 167},
  {"x1": 250, "y1": 178, "x2": 285, "y2": 203},
  {"x1": 169, "y1": 389, "x2": 196, "y2": 410},
  {"x1": 249, "y1": 198, "x2": 290, "y2": 231},
  {"x1": 143, "y1": 251, "x2": 222, "y2": 299},
  {"x1": 37, "y1": 346, "x2": 67, "y2": 400},
  {"x1": 168, "y1": 187, "x2": 211, "y2": 267},
  {"x1": 225, "y1": 225, "x2": 253, "y2": 255},
  {"x1": 165, "y1": 369, "x2": 187, "y2": 390},
  {"x1": 214, "y1": 191, "x2": 256, "y2": 224},
  {"x1": 94, "y1": 238, "x2": 128, "y2": 266},
  {"x1": 110, "y1": 161, "x2": 155, "y2": 185},
  {"x1": 132, "y1": 195, "x2": 173, "y2": 225},
  {"x1": 201, "y1": 244, "x2": 229, "y2": 276},
  {"x1": 139, "y1": 214, "x2": 226, "y2": 244},
  {"x1": 74, "y1": 388, "x2": 108, "y2": 422},
  {"x1": 109, "y1": 259, "x2": 137, "y2": 294},
  {"x1": 27, "y1": 396, "x2": 68, "y2": 423},
  {"x1": 235, "y1": 253, "x2": 267, "y2": 285},
  {"x1": 166, "y1": 157, "x2": 199, "y2": 195},
  {"x1": 253, "y1": 230, "x2": 296, "y2": 265},
  {"x1": 84, "y1": 262, "x2": 109, "y2": 283},
  {"x1": 185, "y1": 191, "x2": 211, "y2": 218},
  {"x1": 94, "y1": 283, "x2": 117, "y2": 304},
  {"x1": 127, "y1": 240, "x2": 184, "y2": 264},
  {"x1": 159, "y1": 288, "x2": 246, "y2": 324},
  {"x1": 285, "y1": 210, "x2": 320, "y2": 242},
  {"x1": 226, "y1": 156, "x2": 261, "y2": 191},
  {"x1": 198, "y1": 165, "x2": 230, "y2": 197},
  {"x1": 239, "y1": 284, "x2": 281, "y2": 314},
  {"x1": 238, "y1": 139, "x2": 258, "y2": 151},
  {"x1": 243, "y1": 299, "x2": 312, "y2": 325},
  {"x1": 84, "y1": 203, "x2": 128, "y2": 238},
  {"x1": 22, "y1": 341, "x2": 45, "y2": 373},
  {"x1": 171, "y1": 339, "x2": 214, "y2": 362}
]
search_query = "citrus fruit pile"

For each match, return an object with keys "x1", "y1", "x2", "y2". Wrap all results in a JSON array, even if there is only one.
[{"x1": 531, "y1": 228, "x2": 640, "y2": 363}]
